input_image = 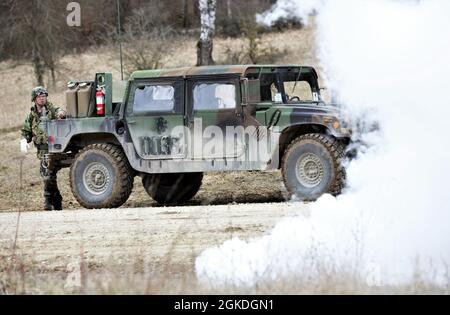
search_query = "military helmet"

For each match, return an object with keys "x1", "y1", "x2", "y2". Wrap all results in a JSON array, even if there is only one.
[{"x1": 31, "y1": 86, "x2": 48, "y2": 101}]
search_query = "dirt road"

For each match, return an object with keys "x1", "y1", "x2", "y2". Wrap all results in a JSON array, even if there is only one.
[
  {"x1": 0, "y1": 203, "x2": 306, "y2": 278},
  {"x1": 2, "y1": 204, "x2": 445, "y2": 295}
]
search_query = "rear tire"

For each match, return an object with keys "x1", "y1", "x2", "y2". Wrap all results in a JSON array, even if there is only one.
[
  {"x1": 70, "y1": 144, "x2": 134, "y2": 209},
  {"x1": 142, "y1": 173, "x2": 203, "y2": 205},
  {"x1": 282, "y1": 133, "x2": 345, "y2": 201}
]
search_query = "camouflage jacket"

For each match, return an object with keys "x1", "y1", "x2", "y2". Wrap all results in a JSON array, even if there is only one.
[{"x1": 21, "y1": 102, "x2": 63, "y2": 157}]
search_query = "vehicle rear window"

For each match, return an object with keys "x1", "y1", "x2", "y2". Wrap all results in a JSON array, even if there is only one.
[
  {"x1": 193, "y1": 83, "x2": 236, "y2": 110},
  {"x1": 133, "y1": 85, "x2": 175, "y2": 113}
]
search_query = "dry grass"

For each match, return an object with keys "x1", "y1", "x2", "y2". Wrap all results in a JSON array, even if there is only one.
[{"x1": 2, "y1": 239, "x2": 448, "y2": 295}]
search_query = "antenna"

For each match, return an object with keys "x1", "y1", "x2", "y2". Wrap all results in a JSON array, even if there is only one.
[{"x1": 117, "y1": 0, "x2": 124, "y2": 81}]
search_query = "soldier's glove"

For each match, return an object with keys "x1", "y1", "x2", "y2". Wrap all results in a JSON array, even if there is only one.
[
  {"x1": 57, "y1": 110, "x2": 66, "y2": 119},
  {"x1": 20, "y1": 138, "x2": 29, "y2": 154}
]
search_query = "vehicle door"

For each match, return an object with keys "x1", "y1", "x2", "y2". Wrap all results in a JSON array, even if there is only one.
[
  {"x1": 186, "y1": 77, "x2": 246, "y2": 160},
  {"x1": 125, "y1": 79, "x2": 186, "y2": 159}
]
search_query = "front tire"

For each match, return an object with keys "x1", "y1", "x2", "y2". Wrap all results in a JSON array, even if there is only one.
[
  {"x1": 282, "y1": 133, "x2": 345, "y2": 201},
  {"x1": 142, "y1": 173, "x2": 203, "y2": 205},
  {"x1": 70, "y1": 144, "x2": 134, "y2": 209}
]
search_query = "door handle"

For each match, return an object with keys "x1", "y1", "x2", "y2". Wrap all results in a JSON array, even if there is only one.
[
  {"x1": 127, "y1": 120, "x2": 136, "y2": 124},
  {"x1": 186, "y1": 118, "x2": 194, "y2": 128}
]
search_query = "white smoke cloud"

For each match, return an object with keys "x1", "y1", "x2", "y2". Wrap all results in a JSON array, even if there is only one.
[
  {"x1": 256, "y1": 0, "x2": 323, "y2": 27},
  {"x1": 196, "y1": 0, "x2": 450, "y2": 288}
]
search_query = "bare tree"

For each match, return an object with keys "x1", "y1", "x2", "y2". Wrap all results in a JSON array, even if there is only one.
[
  {"x1": 196, "y1": 0, "x2": 216, "y2": 66},
  {"x1": 4, "y1": 0, "x2": 68, "y2": 87},
  {"x1": 227, "y1": 0, "x2": 232, "y2": 20},
  {"x1": 183, "y1": 0, "x2": 190, "y2": 28},
  {"x1": 118, "y1": 9, "x2": 174, "y2": 74}
]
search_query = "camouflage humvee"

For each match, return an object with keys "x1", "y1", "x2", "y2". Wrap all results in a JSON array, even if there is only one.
[{"x1": 44, "y1": 65, "x2": 351, "y2": 208}]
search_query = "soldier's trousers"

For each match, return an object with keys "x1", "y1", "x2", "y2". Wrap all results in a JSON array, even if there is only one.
[{"x1": 40, "y1": 157, "x2": 62, "y2": 201}]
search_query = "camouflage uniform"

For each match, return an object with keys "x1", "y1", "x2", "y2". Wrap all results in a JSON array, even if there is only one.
[{"x1": 21, "y1": 88, "x2": 64, "y2": 210}]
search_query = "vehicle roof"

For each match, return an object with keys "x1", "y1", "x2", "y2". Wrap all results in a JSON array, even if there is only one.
[{"x1": 129, "y1": 65, "x2": 317, "y2": 80}]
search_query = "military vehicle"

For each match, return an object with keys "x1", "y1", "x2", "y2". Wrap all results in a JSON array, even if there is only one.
[{"x1": 43, "y1": 65, "x2": 351, "y2": 208}]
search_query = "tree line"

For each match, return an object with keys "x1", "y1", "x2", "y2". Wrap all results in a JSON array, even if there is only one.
[{"x1": 0, "y1": 0, "x2": 302, "y2": 85}]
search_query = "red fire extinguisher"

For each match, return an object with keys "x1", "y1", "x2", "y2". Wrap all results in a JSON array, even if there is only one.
[{"x1": 96, "y1": 87, "x2": 105, "y2": 116}]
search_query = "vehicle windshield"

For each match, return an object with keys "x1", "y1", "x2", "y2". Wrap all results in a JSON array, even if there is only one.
[{"x1": 281, "y1": 80, "x2": 318, "y2": 103}]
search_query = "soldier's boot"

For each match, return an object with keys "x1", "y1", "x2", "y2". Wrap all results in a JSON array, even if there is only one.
[
  {"x1": 52, "y1": 192, "x2": 63, "y2": 211},
  {"x1": 44, "y1": 179, "x2": 57, "y2": 211},
  {"x1": 44, "y1": 194, "x2": 53, "y2": 211}
]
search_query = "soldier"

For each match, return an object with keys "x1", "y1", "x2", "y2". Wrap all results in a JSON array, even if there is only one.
[{"x1": 21, "y1": 87, "x2": 66, "y2": 211}]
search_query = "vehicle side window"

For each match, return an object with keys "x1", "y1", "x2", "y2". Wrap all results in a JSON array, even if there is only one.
[
  {"x1": 133, "y1": 84, "x2": 175, "y2": 113},
  {"x1": 193, "y1": 83, "x2": 236, "y2": 110}
]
